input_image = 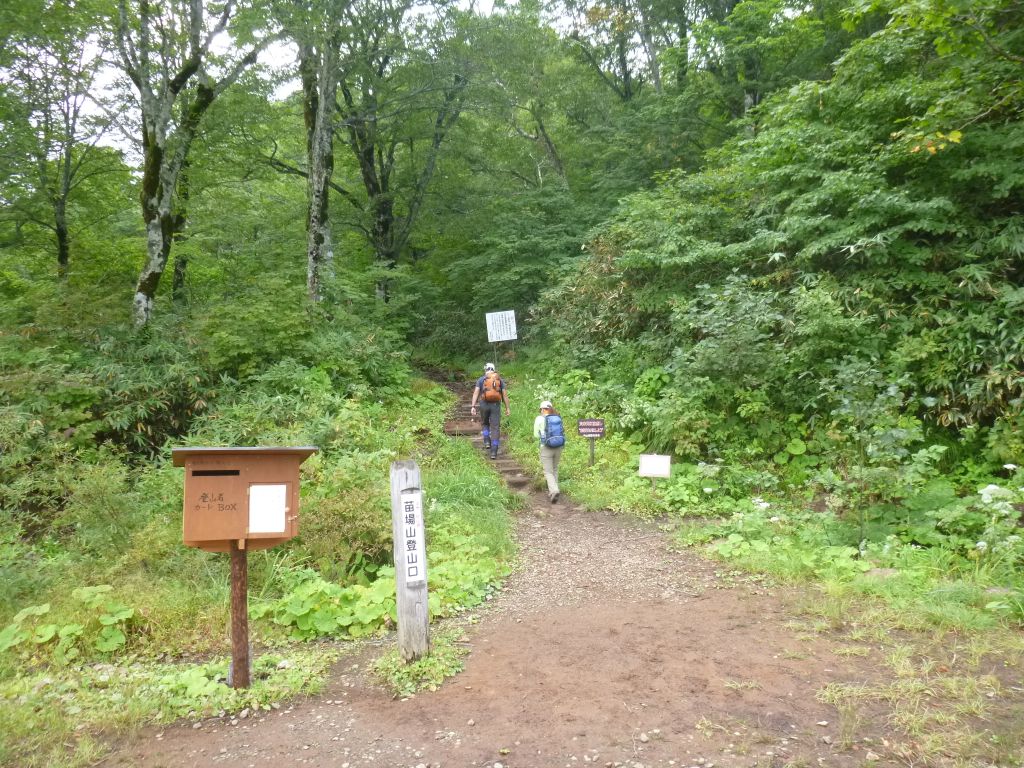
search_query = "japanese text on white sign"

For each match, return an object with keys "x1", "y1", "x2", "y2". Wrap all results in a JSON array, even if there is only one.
[
  {"x1": 485, "y1": 310, "x2": 518, "y2": 343},
  {"x1": 398, "y1": 491, "x2": 427, "y2": 586}
]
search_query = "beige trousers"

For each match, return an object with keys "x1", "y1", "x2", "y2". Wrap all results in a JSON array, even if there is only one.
[{"x1": 539, "y1": 445, "x2": 563, "y2": 496}]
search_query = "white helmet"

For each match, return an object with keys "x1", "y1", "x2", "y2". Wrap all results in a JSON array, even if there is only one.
[{"x1": 484, "y1": 362, "x2": 495, "y2": 372}]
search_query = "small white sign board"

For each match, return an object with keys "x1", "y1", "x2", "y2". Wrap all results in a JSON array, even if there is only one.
[
  {"x1": 248, "y1": 484, "x2": 288, "y2": 533},
  {"x1": 485, "y1": 310, "x2": 517, "y2": 343},
  {"x1": 398, "y1": 491, "x2": 427, "y2": 586},
  {"x1": 638, "y1": 454, "x2": 671, "y2": 478}
]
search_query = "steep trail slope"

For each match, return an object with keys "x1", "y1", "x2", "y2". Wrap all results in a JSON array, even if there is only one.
[{"x1": 105, "y1": 378, "x2": 893, "y2": 768}]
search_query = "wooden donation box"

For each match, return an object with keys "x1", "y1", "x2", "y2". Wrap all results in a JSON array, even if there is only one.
[{"x1": 172, "y1": 447, "x2": 317, "y2": 552}]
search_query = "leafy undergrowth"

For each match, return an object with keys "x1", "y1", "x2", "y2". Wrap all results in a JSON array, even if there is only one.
[
  {"x1": 0, "y1": 359, "x2": 518, "y2": 766},
  {"x1": 372, "y1": 627, "x2": 470, "y2": 698}
]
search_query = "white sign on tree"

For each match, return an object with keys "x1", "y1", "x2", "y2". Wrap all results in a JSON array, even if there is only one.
[{"x1": 485, "y1": 310, "x2": 517, "y2": 343}]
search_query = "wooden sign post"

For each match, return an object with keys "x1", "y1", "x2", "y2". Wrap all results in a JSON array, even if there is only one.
[
  {"x1": 229, "y1": 539, "x2": 249, "y2": 687},
  {"x1": 390, "y1": 460, "x2": 429, "y2": 662},
  {"x1": 577, "y1": 419, "x2": 605, "y2": 467}
]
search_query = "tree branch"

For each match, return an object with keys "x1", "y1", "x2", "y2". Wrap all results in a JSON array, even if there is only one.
[
  {"x1": 568, "y1": 33, "x2": 626, "y2": 101},
  {"x1": 265, "y1": 146, "x2": 364, "y2": 211}
]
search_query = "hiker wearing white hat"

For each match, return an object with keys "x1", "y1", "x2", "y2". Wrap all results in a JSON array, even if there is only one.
[
  {"x1": 470, "y1": 362, "x2": 510, "y2": 459},
  {"x1": 533, "y1": 400, "x2": 565, "y2": 503}
]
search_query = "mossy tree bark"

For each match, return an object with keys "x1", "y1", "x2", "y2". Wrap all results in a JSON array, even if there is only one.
[{"x1": 116, "y1": 0, "x2": 272, "y2": 327}]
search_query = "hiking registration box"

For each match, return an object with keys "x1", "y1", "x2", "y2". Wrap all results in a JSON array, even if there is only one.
[{"x1": 173, "y1": 446, "x2": 317, "y2": 553}]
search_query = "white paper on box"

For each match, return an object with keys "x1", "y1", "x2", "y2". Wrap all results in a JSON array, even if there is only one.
[
  {"x1": 638, "y1": 454, "x2": 671, "y2": 478},
  {"x1": 485, "y1": 310, "x2": 517, "y2": 343},
  {"x1": 248, "y1": 484, "x2": 288, "y2": 533}
]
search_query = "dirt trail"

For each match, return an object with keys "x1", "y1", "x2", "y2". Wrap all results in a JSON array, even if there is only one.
[{"x1": 106, "y1": 380, "x2": 894, "y2": 768}]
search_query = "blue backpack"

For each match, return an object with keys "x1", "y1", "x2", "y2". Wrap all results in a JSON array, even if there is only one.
[{"x1": 543, "y1": 414, "x2": 565, "y2": 448}]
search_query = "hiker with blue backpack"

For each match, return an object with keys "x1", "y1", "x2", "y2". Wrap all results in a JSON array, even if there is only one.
[
  {"x1": 534, "y1": 400, "x2": 565, "y2": 503},
  {"x1": 470, "y1": 362, "x2": 510, "y2": 460}
]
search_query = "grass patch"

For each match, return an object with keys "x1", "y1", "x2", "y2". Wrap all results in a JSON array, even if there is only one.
[
  {"x1": 0, "y1": 646, "x2": 341, "y2": 768},
  {"x1": 372, "y1": 627, "x2": 470, "y2": 698},
  {"x1": 805, "y1": 591, "x2": 1024, "y2": 765}
]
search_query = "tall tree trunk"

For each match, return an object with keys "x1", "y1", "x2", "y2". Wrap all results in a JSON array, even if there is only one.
[
  {"x1": 54, "y1": 136, "x2": 74, "y2": 278},
  {"x1": 302, "y1": 41, "x2": 339, "y2": 303},
  {"x1": 117, "y1": 0, "x2": 271, "y2": 326},
  {"x1": 130, "y1": 77, "x2": 244, "y2": 325},
  {"x1": 372, "y1": 193, "x2": 396, "y2": 302},
  {"x1": 339, "y1": 63, "x2": 466, "y2": 304},
  {"x1": 676, "y1": 18, "x2": 690, "y2": 87},
  {"x1": 135, "y1": 202, "x2": 175, "y2": 325},
  {"x1": 617, "y1": 35, "x2": 634, "y2": 100},
  {"x1": 55, "y1": 198, "x2": 69, "y2": 279},
  {"x1": 133, "y1": 121, "x2": 178, "y2": 326},
  {"x1": 534, "y1": 112, "x2": 566, "y2": 181},
  {"x1": 171, "y1": 248, "x2": 188, "y2": 302},
  {"x1": 171, "y1": 161, "x2": 191, "y2": 302},
  {"x1": 637, "y1": 2, "x2": 663, "y2": 94}
]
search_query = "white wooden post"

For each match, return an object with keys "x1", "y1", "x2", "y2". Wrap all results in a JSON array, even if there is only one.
[{"x1": 390, "y1": 460, "x2": 429, "y2": 662}]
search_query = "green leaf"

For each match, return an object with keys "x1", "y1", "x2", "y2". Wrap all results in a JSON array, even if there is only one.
[
  {"x1": 73, "y1": 585, "x2": 113, "y2": 608},
  {"x1": 93, "y1": 625, "x2": 126, "y2": 653},
  {"x1": 0, "y1": 623, "x2": 29, "y2": 652},
  {"x1": 32, "y1": 624, "x2": 59, "y2": 644},
  {"x1": 785, "y1": 438, "x2": 807, "y2": 455},
  {"x1": 98, "y1": 605, "x2": 134, "y2": 625},
  {"x1": 354, "y1": 602, "x2": 385, "y2": 626},
  {"x1": 13, "y1": 603, "x2": 50, "y2": 623},
  {"x1": 313, "y1": 611, "x2": 338, "y2": 634},
  {"x1": 58, "y1": 623, "x2": 85, "y2": 638}
]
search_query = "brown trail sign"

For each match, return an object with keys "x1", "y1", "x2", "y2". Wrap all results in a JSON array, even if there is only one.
[{"x1": 577, "y1": 418, "x2": 605, "y2": 466}]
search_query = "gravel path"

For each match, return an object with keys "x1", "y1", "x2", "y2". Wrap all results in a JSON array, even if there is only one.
[
  {"x1": 105, "y1": 379, "x2": 890, "y2": 768},
  {"x1": 445, "y1": 378, "x2": 723, "y2": 620},
  {"x1": 491, "y1": 508, "x2": 718, "y2": 619}
]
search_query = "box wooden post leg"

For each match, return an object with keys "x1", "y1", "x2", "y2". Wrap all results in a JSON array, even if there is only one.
[{"x1": 230, "y1": 540, "x2": 251, "y2": 688}]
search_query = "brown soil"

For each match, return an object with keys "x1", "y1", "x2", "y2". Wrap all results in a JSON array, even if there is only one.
[{"x1": 104, "y1": 381, "x2": 899, "y2": 768}]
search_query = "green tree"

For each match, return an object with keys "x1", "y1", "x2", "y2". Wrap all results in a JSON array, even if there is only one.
[
  {"x1": 0, "y1": 0, "x2": 117, "y2": 276},
  {"x1": 113, "y1": 0, "x2": 276, "y2": 326}
]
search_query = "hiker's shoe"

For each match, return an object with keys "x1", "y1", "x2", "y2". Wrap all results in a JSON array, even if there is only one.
[
  {"x1": 483, "y1": 437, "x2": 491, "y2": 449},
  {"x1": 490, "y1": 448, "x2": 498, "y2": 460}
]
